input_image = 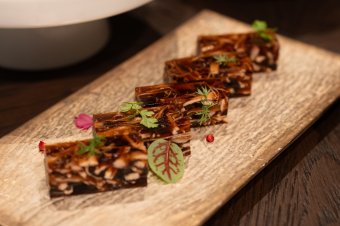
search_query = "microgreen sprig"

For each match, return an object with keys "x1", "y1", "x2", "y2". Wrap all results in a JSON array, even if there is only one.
[
  {"x1": 252, "y1": 20, "x2": 276, "y2": 41},
  {"x1": 213, "y1": 54, "x2": 237, "y2": 66},
  {"x1": 196, "y1": 86, "x2": 210, "y2": 99},
  {"x1": 77, "y1": 135, "x2": 105, "y2": 156},
  {"x1": 196, "y1": 104, "x2": 214, "y2": 124},
  {"x1": 120, "y1": 102, "x2": 158, "y2": 128},
  {"x1": 195, "y1": 87, "x2": 216, "y2": 124}
]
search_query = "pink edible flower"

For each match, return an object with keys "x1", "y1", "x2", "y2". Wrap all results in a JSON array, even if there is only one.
[
  {"x1": 74, "y1": 113, "x2": 93, "y2": 130},
  {"x1": 39, "y1": 141, "x2": 45, "y2": 153}
]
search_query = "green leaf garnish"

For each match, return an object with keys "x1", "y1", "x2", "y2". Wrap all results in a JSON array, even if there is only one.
[
  {"x1": 140, "y1": 110, "x2": 158, "y2": 128},
  {"x1": 76, "y1": 135, "x2": 105, "y2": 156},
  {"x1": 213, "y1": 54, "x2": 237, "y2": 65},
  {"x1": 251, "y1": 20, "x2": 275, "y2": 41},
  {"x1": 147, "y1": 139, "x2": 184, "y2": 183},
  {"x1": 252, "y1": 20, "x2": 268, "y2": 31},
  {"x1": 120, "y1": 101, "x2": 142, "y2": 112},
  {"x1": 120, "y1": 102, "x2": 158, "y2": 128},
  {"x1": 195, "y1": 87, "x2": 216, "y2": 124}
]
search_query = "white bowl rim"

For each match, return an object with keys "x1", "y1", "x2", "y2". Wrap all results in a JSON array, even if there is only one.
[{"x1": 0, "y1": 0, "x2": 152, "y2": 29}]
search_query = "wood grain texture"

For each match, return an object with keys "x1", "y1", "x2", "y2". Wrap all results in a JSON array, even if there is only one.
[
  {"x1": 0, "y1": 10, "x2": 339, "y2": 226},
  {"x1": 204, "y1": 100, "x2": 340, "y2": 226}
]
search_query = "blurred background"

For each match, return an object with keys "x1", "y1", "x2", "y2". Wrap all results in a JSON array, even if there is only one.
[{"x1": 0, "y1": 1, "x2": 339, "y2": 225}]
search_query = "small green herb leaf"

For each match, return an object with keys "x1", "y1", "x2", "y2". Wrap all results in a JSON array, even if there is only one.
[
  {"x1": 120, "y1": 102, "x2": 158, "y2": 128},
  {"x1": 147, "y1": 139, "x2": 184, "y2": 183},
  {"x1": 213, "y1": 54, "x2": 227, "y2": 64},
  {"x1": 252, "y1": 20, "x2": 268, "y2": 31},
  {"x1": 213, "y1": 54, "x2": 237, "y2": 65},
  {"x1": 120, "y1": 101, "x2": 142, "y2": 112},
  {"x1": 252, "y1": 20, "x2": 275, "y2": 41},
  {"x1": 140, "y1": 110, "x2": 158, "y2": 128},
  {"x1": 140, "y1": 109, "x2": 154, "y2": 117},
  {"x1": 76, "y1": 135, "x2": 105, "y2": 156}
]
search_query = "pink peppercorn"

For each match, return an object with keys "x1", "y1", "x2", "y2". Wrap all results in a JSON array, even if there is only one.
[{"x1": 206, "y1": 134, "x2": 214, "y2": 143}]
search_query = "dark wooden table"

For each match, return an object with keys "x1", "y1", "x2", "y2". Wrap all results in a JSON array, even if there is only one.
[{"x1": 1, "y1": 0, "x2": 339, "y2": 225}]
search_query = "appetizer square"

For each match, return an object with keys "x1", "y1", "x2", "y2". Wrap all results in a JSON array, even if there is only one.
[
  {"x1": 164, "y1": 52, "x2": 252, "y2": 97},
  {"x1": 135, "y1": 81, "x2": 229, "y2": 127},
  {"x1": 93, "y1": 105, "x2": 191, "y2": 156},
  {"x1": 44, "y1": 133, "x2": 148, "y2": 197},
  {"x1": 197, "y1": 31, "x2": 279, "y2": 72}
]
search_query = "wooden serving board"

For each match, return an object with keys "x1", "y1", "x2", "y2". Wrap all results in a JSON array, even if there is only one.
[{"x1": 0, "y1": 10, "x2": 339, "y2": 226}]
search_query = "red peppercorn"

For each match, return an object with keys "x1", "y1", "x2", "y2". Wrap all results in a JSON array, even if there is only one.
[
  {"x1": 39, "y1": 141, "x2": 45, "y2": 153},
  {"x1": 206, "y1": 134, "x2": 214, "y2": 143}
]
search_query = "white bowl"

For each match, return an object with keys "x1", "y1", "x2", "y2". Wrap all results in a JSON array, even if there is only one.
[
  {"x1": 0, "y1": 0, "x2": 152, "y2": 28},
  {"x1": 0, "y1": 0, "x2": 152, "y2": 70},
  {"x1": 0, "y1": 20, "x2": 110, "y2": 70}
]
